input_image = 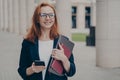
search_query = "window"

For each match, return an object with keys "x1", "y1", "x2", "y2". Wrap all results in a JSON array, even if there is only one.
[
  {"x1": 72, "y1": 6, "x2": 77, "y2": 28},
  {"x1": 72, "y1": 6, "x2": 77, "y2": 14},
  {"x1": 72, "y1": 16, "x2": 76, "y2": 28},
  {"x1": 85, "y1": 7, "x2": 91, "y2": 28}
]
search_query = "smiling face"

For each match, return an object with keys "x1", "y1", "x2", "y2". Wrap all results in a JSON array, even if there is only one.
[{"x1": 39, "y1": 6, "x2": 55, "y2": 30}]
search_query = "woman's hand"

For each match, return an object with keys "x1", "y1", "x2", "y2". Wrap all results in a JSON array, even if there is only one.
[
  {"x1": 26, "y1": 62, "x2": 45, "y2": 76},
  {"x1": 31, "y1": 62, "x2": 45, "y2": 73},
  {"x1": 51, "y1": 43, "x2": 70, "y2": 72},
  {"x1": 52, "y1": 43, "x2": 67, "y2": 61}
]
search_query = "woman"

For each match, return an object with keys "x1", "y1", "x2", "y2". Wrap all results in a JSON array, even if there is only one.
[{"x1": 18, "y1": 2, "x2": 76, "y2": 80}]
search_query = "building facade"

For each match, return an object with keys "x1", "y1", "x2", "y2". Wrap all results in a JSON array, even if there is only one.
[
  {"x1": 0, "y1": 0, "x2": 96, "y2": 35},
  {"x1": 71, "y1": 0, "x2": 96, "y2": 34}
]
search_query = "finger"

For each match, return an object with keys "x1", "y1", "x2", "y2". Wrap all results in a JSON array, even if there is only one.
[
  {"x1": 52, "y1": 55, "x2": 57, "y2": 59},
  {"x1": 52, "y1": 49, "x2": 59, "y2": 54},
  {"x1": 53, "y1": 47, "x2": 63, "y2": 54},
  {"x1": 58, "y1": 43, "x2": 63, "y2": 50},
  {"x1": 53, "y1": 48, "x2": 58, "y2": 51},
  {"x1": 32, "y1": 62, "x2": 35, "y2": 66},
  {"x1": 51, "y1": 51, "x2": 56, "y2": 56},
  {"x1": 37, "y1": 66, "x2": 45, "y2": 69}
]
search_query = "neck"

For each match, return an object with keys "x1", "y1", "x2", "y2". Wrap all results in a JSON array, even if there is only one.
[{"x1": 39, "y1": 29, "x2": 50, "y2": 41}]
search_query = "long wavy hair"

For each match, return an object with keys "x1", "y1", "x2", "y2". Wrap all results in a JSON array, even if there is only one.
[{"x1": 25, "y1": 2, "x2": 59, "y2": 43}]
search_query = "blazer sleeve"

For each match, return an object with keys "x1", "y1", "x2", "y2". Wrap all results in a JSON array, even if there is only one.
[
  {"x1": 17, "y1": 39, "x2": 31, "y2": 79},
  {"x1": 65, "y1": 53, "x2": 76, "y2": 77}
]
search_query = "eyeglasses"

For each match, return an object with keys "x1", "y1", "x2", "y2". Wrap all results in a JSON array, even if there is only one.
[{"x1": 39, "y1": 13, "x2": 55, "y2": 19}]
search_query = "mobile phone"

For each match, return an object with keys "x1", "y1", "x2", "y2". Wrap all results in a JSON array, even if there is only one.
[{"x1": 34, "y1": 60, "x2": 45, "y2": 66}]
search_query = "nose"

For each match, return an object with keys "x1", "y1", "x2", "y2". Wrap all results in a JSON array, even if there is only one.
[{"x1": 46, "y1": 15, "x2": 50, "y2": 19}]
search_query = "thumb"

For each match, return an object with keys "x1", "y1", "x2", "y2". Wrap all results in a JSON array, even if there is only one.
[{"x1": 58, "y1": 43, "x2": 63, "y2": 50}]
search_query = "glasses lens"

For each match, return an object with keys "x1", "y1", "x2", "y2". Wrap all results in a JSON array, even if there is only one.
[
  {"x1": 49, "y1": 13, "x2": 55, "y2": 18},
  {"x1": 40, "y1": 13, "x2": 46, "y2": 18},
  {"x1": 40, "y1": 13, "x2": 55, "y2": 18}
]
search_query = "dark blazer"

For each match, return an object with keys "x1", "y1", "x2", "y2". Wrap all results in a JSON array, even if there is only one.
[{"x1": 18, "y1": 36, "x2": 76, "y2": 80}]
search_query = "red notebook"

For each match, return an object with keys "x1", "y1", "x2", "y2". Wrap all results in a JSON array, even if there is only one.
[{"x1": 48, "y1": 35, "x2": 74, "y2": 76}]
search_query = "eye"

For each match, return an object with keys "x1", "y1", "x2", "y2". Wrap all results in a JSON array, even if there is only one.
[
  {"x1": 49, "y1": 13, "x2": 55, "y2": 18},
  {"x1": 40, "y1": 13, "x2": 47, "y2": 18}
]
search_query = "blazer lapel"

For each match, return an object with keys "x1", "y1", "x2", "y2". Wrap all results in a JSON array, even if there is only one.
[{"x1": 30, "y1": 38, "x2": 40, "y2": 61}]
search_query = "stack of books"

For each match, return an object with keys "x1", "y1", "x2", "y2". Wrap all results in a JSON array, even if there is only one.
[{"x1": 48, "y1": 35, "x2": 74, "y2": 76}]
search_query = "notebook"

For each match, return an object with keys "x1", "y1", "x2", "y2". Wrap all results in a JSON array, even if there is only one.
[{"x1": 48, "y1": 35, "x2": 74, "y2": 76}]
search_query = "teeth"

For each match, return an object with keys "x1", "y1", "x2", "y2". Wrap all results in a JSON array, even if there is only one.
[{"x1": 44, "y1": 22, "x2": 51, "y2": 25}]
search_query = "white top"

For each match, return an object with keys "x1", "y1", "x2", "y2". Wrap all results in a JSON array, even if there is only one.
[{"x1": 38, "y1": 40, "x2": 53, "y2": 80}]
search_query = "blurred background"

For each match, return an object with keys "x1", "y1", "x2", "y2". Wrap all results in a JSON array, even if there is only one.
[{"x1": 0, "y1": 0, "x2": 120, "y2": 80}]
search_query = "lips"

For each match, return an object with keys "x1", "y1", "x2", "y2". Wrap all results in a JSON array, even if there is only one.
[{"x1": 44, "y1": 21, "x2": 53, "y2": 25}]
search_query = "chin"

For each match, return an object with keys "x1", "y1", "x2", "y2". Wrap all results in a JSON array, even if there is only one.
[
  {"x1": 44, "y1": 26, "x2": 52, "y2": 29},
  {"x1": 45, "y1": 25, "x2": 53, "y2": 28}
]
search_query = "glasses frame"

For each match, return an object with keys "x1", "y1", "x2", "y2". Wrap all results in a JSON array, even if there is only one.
[{"x1": 39, "y1": 13, "x2": 55, "y2": 19}]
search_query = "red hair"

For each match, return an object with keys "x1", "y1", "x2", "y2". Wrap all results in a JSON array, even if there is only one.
[{"x1": 25, "y1": 2, "x2": 59, "y2": 43}]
